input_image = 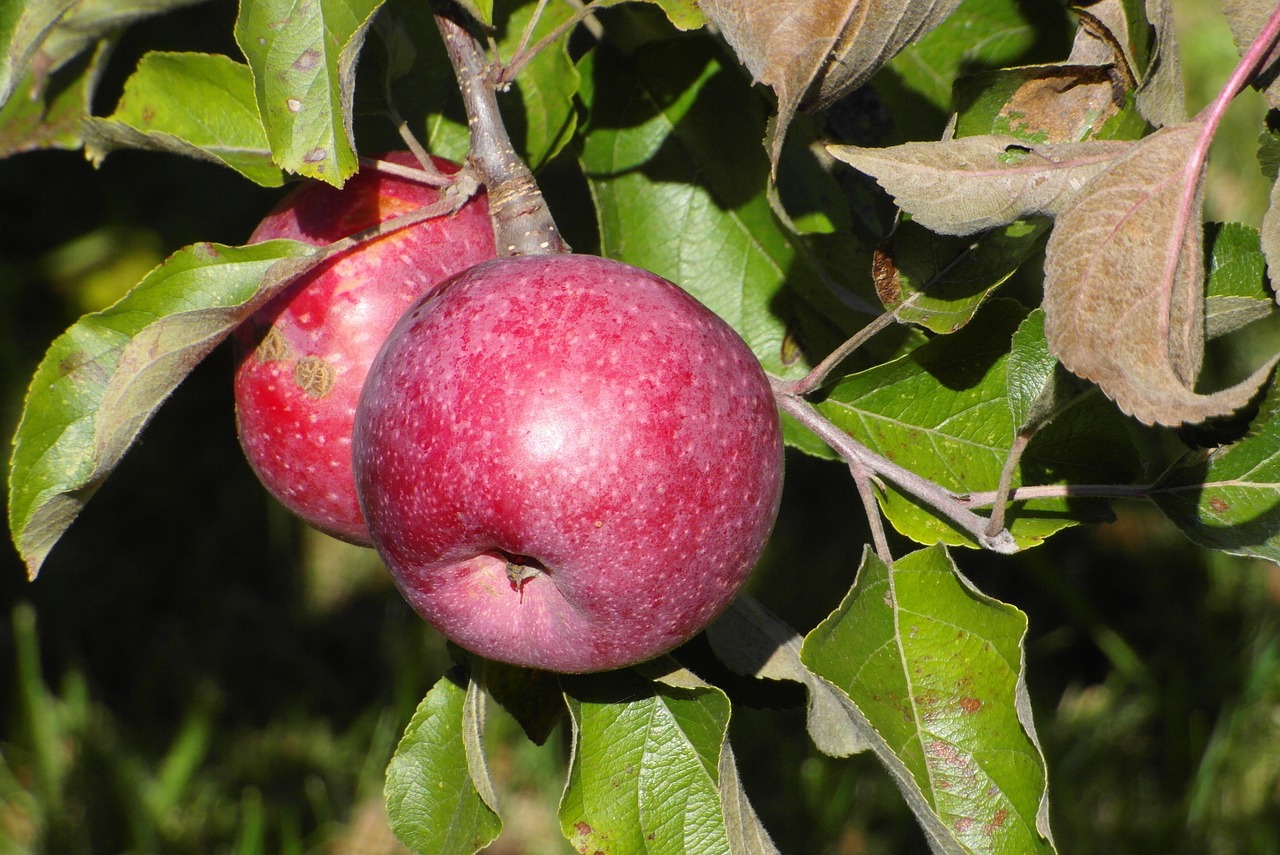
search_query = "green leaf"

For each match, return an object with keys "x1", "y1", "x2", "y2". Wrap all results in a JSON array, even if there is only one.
[
  {"x1": 579, "y1": 38, "x2": 845, "y2": 378},
  {"x1": 559, "y1": 669, "x2": 737, "y2": 854},
  {"x1": 234, "y1": 0, "x2": 384, "y2": 185},
  {"x1": 706, "y1": 595, "x2": 868, "y2": 757},
  {"x1": 887, "y1": 0, "x2": 1040, "y2": 112},
  {"x1": 597, "y1": 0, "x2": 706, "y2": 31},
  {"x1": 0, "y1": 36, "x2": 107, "y2": 156},
  {"x1": 83, "y1": 51, "x2": 286, "y2": 186},
  {"x1": 1203, "y1": 222, "x2": 1278, "y2": 340},
  {"x1": 1151, "y1": 380, "x2": 1280, "y2": 562},
  {"x1": 385, "y1": 669, "x2": 503, "y2": 855},
  {"x1": 372, "y1": 0, "x2": 579, "y2": 171},
  {"x1": 1006, "y1": 308, "x2": 1096, "y2": 433},
  {"x1": 816, "y1": 300, "x2": 1140, "y2": 549},
  {"x1": 802, "y1": 545, "x2": 1056, "y2": 854},
  {"x1": 0, "y1": 0, "x2": 82, "y2": 108},
  {"x1": 7, "y1": 240, "x2": 319, "y2": 577},
  {"x1": 499, "y1": 0, "x2": 579, "y2": 171},
  {"x1": 452, "y1": 0, "x2": 493, "y2": 27},
  {"x1": 874, "y1": 218, "x2": 1049, "y2": 334}
]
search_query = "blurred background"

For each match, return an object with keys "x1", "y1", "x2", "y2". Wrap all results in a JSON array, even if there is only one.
[{"x1": 2, "y1": 1, "x2": 1279, "y2": 853}]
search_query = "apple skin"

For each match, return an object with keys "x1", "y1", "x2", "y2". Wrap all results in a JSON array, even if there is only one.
[
  {"x1": 353, "y1": 254, "x2": 784, "y2": 673},
  {"x1": 233, "y1": 152, "x2": 495, "y2": 545}
]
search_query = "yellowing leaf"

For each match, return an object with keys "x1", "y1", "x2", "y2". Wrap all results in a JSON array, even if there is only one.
[{"x1": 1042, "y1": 122, "x2": 1280, "y2": 426}]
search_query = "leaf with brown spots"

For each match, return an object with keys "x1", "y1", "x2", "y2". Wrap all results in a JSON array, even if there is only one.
[
  {"x1": 1152, "y1": 380, "x2": 1280, "y2": 562},
  {"x1": 234, "y1": 0, "x2": 385, "y2": 186},
  {"x1": 1042, "y1": 121, "x2": 1280, "y2": 427},
  {"x1": 701, "y1": 0, "x2": 962, "y2": 171},
  {"x1": 802, "y1": 545, "x2": 1057, "y2": 854}
]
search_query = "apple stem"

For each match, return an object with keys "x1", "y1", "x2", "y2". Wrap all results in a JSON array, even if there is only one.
[{"x1": 435, "y1": 5, "x2": 569, "y2": 257}]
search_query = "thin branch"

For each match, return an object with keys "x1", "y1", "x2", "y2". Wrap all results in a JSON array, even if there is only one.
[
  {"x1": 984, "y1": 431, "x2": 1032, "y2": 537},
  {"x1": 850, "y1": 463, "x2": 892, "y2": 563},
  {"x1": 358, "y1": 156, "x2": 457, "y2": 187},
  {"x1": 499, "y1": 0, "x2": 602, "y2": 85},
  {"x1": 435, "y1": 6, "x2": 568, "y2": 257},
  {"x1": 771, "y1": 376, "x2": 1019, "y2": 554},
  {"x1": 959, "y1": 482, "x2": 1152, "y2": 508}
]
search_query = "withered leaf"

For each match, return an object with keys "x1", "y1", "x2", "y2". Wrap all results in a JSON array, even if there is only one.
[
  {"x1": 701, "y1": 0, "x2": 961, "y2": 169},
  {"x1": 829, "y1": 135, "x2": 1132, "y2": 235},
  {"x1": 1135, "y1": 0, "x2": 1185, "y2": 127},
  {"x1": 1223, "y1": 0, "x2": 1280, "y2": 109},
  {"x1": 1043, "y1": 122, "x2": 1280, "y2": 427}
]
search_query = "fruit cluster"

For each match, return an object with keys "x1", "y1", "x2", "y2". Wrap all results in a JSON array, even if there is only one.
[{"x1": 234, "y1": 154, "x2": 784, "y2": 673}]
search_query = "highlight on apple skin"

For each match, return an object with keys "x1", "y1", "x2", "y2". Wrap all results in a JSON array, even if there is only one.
[
  {"x1": 353, "y1": 254, "x2": 784, "y2": 673},
  {"x1": 233, "y1": 152, "x2": 495, "y2": 545}
]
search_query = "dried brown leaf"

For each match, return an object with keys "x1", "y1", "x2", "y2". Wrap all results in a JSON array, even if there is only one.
[
  {"x1": 702, "y1": 0, "x2": 961, "y2": 169},
  {"x1": 1223, "y1": 0, "x2": 1280, "y2": 109},
  {"x1": 828, "y1": 135, "x2": 1132, "y2": 235},
  {"x1": 1136, "y1": 0, "x2": 1185, "y2": 126},
  {"x1": 1043, "y1": 122, "x2": 1279, "y2": 426}
]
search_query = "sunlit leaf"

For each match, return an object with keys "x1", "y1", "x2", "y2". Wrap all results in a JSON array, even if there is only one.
[
  {"x1": 8, "y1": 240, "x2": 319, "y2": 577},
  {"x1": 234, "y1": 0, "x2": 384, "y2": 185},
  {"x1": 559, "y1": 669, "x2": 738, "y2": 853},
  {"x1": 817, "y1": 301, "x2": 1140, "y2": 549},
  {"x1": 829, "y1": 136, "x2": 1132, "y2": 236},
  {"x1": 802, "y1": 545, "x2": 1056, "y2": 854},
  {"x1": 83, "y1": 51, "x2": 286, "y2": 186},
  {"x1": 385, "y1": 669, "x2": 503, "y2": 855},
  {"x1": 1042, "y1": 122, "x2": 1280, "y2": 426}
]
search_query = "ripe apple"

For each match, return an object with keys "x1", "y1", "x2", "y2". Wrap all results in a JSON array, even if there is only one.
[
  {"x1": 234, "y1": 151, "x2": 495, "y2": 545},
  {"x1": 353, "y1": 254, "x2": 784, "y2": 673}
]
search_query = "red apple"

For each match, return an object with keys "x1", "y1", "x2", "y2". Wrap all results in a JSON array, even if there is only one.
[
  {"x1": 234, "y1": 152, "x2": 495, "y2": 545},
  {"x1": 353, "y1": 254, "x2": 784, "y2": 673}
]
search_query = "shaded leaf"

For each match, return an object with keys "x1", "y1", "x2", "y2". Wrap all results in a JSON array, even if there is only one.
[
  {"x1": 559, "y1": 670, "x2": 736, "y2": 854},
  {"x1": 872, "y1": 218, "x2": 1050, "y2": 334},
  {"x1": 706, "y1": 595, "x2": 868, "y2": 757},
  {"x1": 384, "y1": 669, "x2": 503, "y2": 855},
  {"x1": 579, "y1": 39, "x2": 852, "y2": 379},
  {"x1": 816, "y1": 300, "x2": 1140, "y2": 549},
  {"x1": 7, "y1": 240, "x2": 319, "y2": 577},
  {"x1": 1151, "y1": 378, "x2": 1280, "y2": 562},
  {"x1": 1042, "y1": 122, "x2": 1280, "y2": 426},
  {"x1": 829, "y1": 135, "x2": 1132, "y2": 235},
  {"x1": 887, "y1": 0, "x2": 1044, "y2": 112},
  {"x1": 1133, "y1": 0, "x2": 1184, "y2": 127},
  {"x1": 700, "y1": 0, "x2": 962, "y2": 168},
  {"x1": 83, "y1": 51, "x2": 286, "y2": 186},
  {"x1": 234, "y1": 0, "x2": 384, "y2": 185},
  {"x1": 597, "y1": 0, "x2": 706, "y2": 31},
  {"x1": 372, "y1": 0, "x2": 579, "y2": 171},
  {"x1": 802, "y1": 545, "x2": 1056, "y2": 854}
]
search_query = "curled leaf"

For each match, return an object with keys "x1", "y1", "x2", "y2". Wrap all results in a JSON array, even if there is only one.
[
  {"x1": 1042, "y1": 122, "x2": 1280, "y2": 426},
  {"x1": 702, "y1": 0, "x2": 961, "y2": 168},
  {"x1": 829, "y1": 136, "x2": 1132, "y2": 235}
]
